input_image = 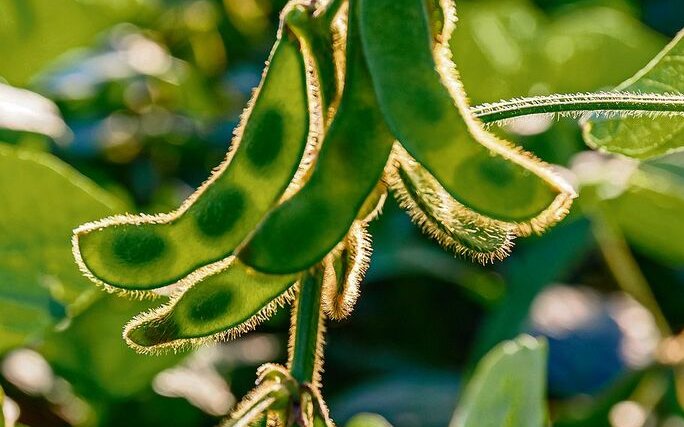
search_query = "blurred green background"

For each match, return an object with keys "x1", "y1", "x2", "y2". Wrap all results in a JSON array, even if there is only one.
[{"x1": 0, "y1": 0, "x2": 683, "y2": 426}]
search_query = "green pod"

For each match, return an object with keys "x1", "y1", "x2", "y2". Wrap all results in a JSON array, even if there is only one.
[
  {"x1": 73, "y1": 28, "x2": 319, "y2": 292},
  {"x1": 124, "y1": 258, "x2": 297, "y2": 352},
  {"x1": 284, "y1": 4, "x2": 342, "y2": 118},
  {"x1": 239, "y1": 1, "x2": 395, "y2": 274},
  {"x1": 389, "y1": 146, "x2": 515, "y2": 263},
  {"x1": 359, "y1": 0, "x2": 575, "y2": 235},
  {"x1": 357, "y1": 181, "x2": 389, "y2": 223},
  {"x1": 322, "y1": 221, "x2": 372, "y2": 320},
  {"x1": 322, "y1": 182, "x2": 385, "y2": 320}
]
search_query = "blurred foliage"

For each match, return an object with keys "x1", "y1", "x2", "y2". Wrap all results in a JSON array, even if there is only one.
[
  {"x1": 451, "y1": 335, "x2": 548, "y2": 427},
  {"x1": 0, "y1": 0, "x2": 137, "y2": 85},
  {"x1": 345, "y1": 413, "x2": 392, "y2": 427},
  {"x1": 0, "y1": 146, "x2": 125, "y2": 354},
  {"x1": 607, "y1": 154, "x2": 684, "y2": 265},
  {"x1": 452, "y1": 0, "x2": 666, "y2": 104},
  {"x1": 0, "y1": 0, "x2": 683, "y2": 426},
  {"x1": 583, "y1": 29, "x2": 684, "y2": 159}
]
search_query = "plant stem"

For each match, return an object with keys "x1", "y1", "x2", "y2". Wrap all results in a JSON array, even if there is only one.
[
  {"x1": 288, "y1": 268, "x2": 326, "y2": 387},
  {"x1": 591, "y1": 208, "x2": 671, "y2": 337},
  {"x1": 471, "y1": 92, "x2": 684, "y2": 124}
]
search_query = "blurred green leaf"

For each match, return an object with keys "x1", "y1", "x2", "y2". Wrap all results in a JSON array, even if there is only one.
[
  {"x1": 545, "y1": 7, "x2": 666, "y2": 94},
  {"x1": 331, "y1": 371, "x2": 459, "y2": 427},
  {"x1": 606, "y1": 153, "x2": 684, "y2": 265},
  {"x1": 453, "y1": 0, "x2": 665, "y2": 104},
  {"x1": 345, "y1": 413, "x2": 392, "y2": 427},
  {"x1": 0, "y1": 0, "x2": 138, "y2": 85},
  {"x1": 452, "y1": 0, "x2": 547, "y2": 104},
  {"x1": 0, "y1": 144, "x2": 124, "y2": 354},
  {"x1": 41, "y1": 295, "x2": 184, "y2": 400},
  {"x1": 583, "y1": 30, "x2": 684, "y2": 159},
  {"x1": 451, "y1": 335, "x2": 548, "y2": 427}
]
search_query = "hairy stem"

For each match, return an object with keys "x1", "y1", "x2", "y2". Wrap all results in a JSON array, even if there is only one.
[
  {"x1": 591, "y1": 208, "x2": 671, "y2": 337},
  {"x1": 471, "y1": 92, "x2": 684, "y2": 124},
  {"x1": 288, "y1": 268, "x2": 326, "y2": 387}
]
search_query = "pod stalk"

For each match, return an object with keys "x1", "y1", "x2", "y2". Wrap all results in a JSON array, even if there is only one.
[
  {"x1": 471, "y1": 92, "x2": 684, "y2": 124},
  {"x1": 288, "y1": 268, "x2": 327, "y2": 389}
]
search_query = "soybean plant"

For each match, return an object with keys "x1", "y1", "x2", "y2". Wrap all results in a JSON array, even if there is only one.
[{"x1": 72, "y1": 0, "x2": 684, "y2": 425}]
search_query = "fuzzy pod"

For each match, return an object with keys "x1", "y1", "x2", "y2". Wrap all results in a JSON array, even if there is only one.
[
  {"x1": 388, "y1": 145, "x2": 515, "y2": 264},
  {"x1": 239, "y1": 0, "x2": 394, "y2": 275},
  {"x1": 123, "y1": 258, "x2": 298, "y2": 353},
  {"x1": 359, "y1": 0, "x2": 575, "y2": 235},
  {"x1": 74, "y1": 19, "x2": 323, "y2": 293}
]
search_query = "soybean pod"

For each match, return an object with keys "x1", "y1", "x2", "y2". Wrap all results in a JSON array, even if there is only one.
[
  {"x1": 359, "y1": 0, "x2": 575, "y2": 235},
  {"x1": 285, "y1": 4, "x2": 344, "y2": 119},
  {"x1": 383, "y1": 0, "x2": 530, "y2": 262},
  {"x1": 73, "y1": 14, "x2": 322, "y2": 293},
  {"x1": 124, "y1": 258, "x2": 298, "y2": 352},
  {"x1": 388, "y1": 145, "x2": 515, "y2": 263},
  {"x1": 322, "y1": 221, "x2": 372, "y2": 320},
  {"x1": 239, "y1": 0, "x2": 395, "y2": 275},
  {"x1": 321, "y1": 178, "x2": 386, "y2": 320}
]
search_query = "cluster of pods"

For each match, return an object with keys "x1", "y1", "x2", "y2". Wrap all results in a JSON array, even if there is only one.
[{"x1": 72, "y1": 0, "x2": 576, "y2": 424}]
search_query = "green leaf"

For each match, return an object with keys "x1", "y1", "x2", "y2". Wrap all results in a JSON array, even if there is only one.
[
  {"x1": 604, "y1": 153, "x2": 684, "y2": 265},
  {"x1": 0, "y1": 145, "x2": 124, "y2": 354},
  {"x1": 359, "y1": 0, "x2": 574, "y2": 233},
  {"x1": 450, "y1": 0, "x2": 548, "y2": 104},
  {"x1": 0, "y1": 270, "x2": 54, "y2": 355},
  {"x1": 74, "y1": 32, "x2": 313, "y2": 291},
  {"x1": 452, "y1": 335, "x2": 548, "y2": 427},
  {"x1": 451, "y1": 0, "x2": 665, "y2": 104},
  {"x1": 239, "y1": 1, "x2": 394, "y2": 274},
  {"x1": 544, "y1": 7, "x2": 666, "y2": 94},
  {"x1": 345, "y1": 413, "x2": 392, "y2": 427},
  {"x1": 41, "y1": 295, "x2": 183, "y2": 399},
  {"x1": 583, "y1": 30, "x2": 684, "y2": 159},
  {"x1": 0, "y1": 0, "x2": 138, "y2": 85}
]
